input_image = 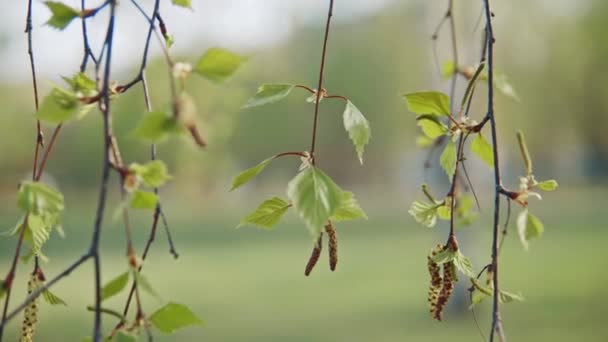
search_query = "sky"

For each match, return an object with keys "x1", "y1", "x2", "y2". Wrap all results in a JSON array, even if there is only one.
[{"x1": 0, "y1": 0, "x2": 396, "y2": 82}]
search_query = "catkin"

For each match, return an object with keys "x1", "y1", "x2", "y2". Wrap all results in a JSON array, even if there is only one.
[
  {"x1": 427, "y1": 245, "x2": 444, "y2": 319},
  {"x1": 325, "y1": 222, "x2": 338, "y2": 271},
  {"x1": 433, "y1": 262, "x2": 456, "y2": 321},
  {"x1": 304, "y1": 234, "x2": 323, "y2": 276},
  {"x1": 20, "y1": 272, "x2": 42, "y2": 342}
]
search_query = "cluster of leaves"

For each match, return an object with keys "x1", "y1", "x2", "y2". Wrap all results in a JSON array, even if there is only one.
[{"x1": 468, "y1": 270, "x2": 524, "y2": 309}]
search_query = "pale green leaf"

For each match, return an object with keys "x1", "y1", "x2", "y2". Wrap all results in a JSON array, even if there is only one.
[
  {"x1": 23, "y1": 214, "x2": 52, "y2": 257},
  {"x1": 471, "y1": 133, "x2": 494, "y2": 167},
  {"x1": 150, "y1": 302, "x2": 204, "y2": 333},
  {"x1": 454, "y1": 251, "x2": 476, "y2": 278},
  {"x1": 494, "y1": 72, "x2": 520, "y2": 102},
  {"x1": 286, "y1": 166, "x2": 343, "y2": 237},
  {"x1": 194, "y1": 48, "x2": 246, "y2": 83},
  {"x1": 37, "y1": 87, "x2": 80, "y2": 124},
  {"x1": 416, "y1": 135, "x2": 435, "y2": 148},
  {"x1": 171, "y1": 0, "x2": 192, "y2": 8},
  {"x1": 431, "y1": 248, "x2": 456, "y2": 264},
  {"x1": 62, "y1": 72, "x2": 96, "y2": 95},
  {"x1": 441, "y1": 61, "x2": 456, "y2": 80},
  {"x1": 114, "y1": 331, "x2": 138, "y2": 342},
  {"x1": 238, "y1": 197, "x2": 290, "y2": 229},
  {"x1": 517, "y1": 209, "x2": 545, "y2": 250},
  {"x1": 330, "y1": 191, "x2": 368, "y2": 222},
  {"x1": 416, "y1": 114, "x2": 448, "y2": 139},
  {"x1": 536, "y1": 180, "x2": 558, "y2": 192},
  {"x1": 17, "y1": 181, "x2": 64, "y2": 216},
  {"x1": 408, "y1": 200, "x2": 440, "y2": 228},
  {"x1": 230, "y1": 157, "x2": 275, "y2": 191},
  {"x1": 130, "y1": 191, "x2": 158, "y2": 210},
  {"x1": 440, "y1": 140, "x2": 457, "y2": 180},
  {"x1": 130, "y1": 161, "x2": 172, "y2": 188},
  {"x1": 42, "y1": 289, "x2": 67, "y2": 306},
  {"x1": 132, "y1": 112, "x2": 183, "y2": 143},
  {"x1": 242, "y1": 84, "x2": 294, "y2": 108},
  {"x1": 133, "y1": 272, "x2": 160, "y2": 300},
  {"x1": 44, "y1": 1, "x2": 80, "y2": 30},
  {"x1": 499, "y1": 290, "x2": 525, "y2": 304},
  {"x1": 101, "y1": 272, "x2": 129, "y2": 301},
  {"x1": 403, "y1": 91, "x2": 450, "y2": 116},
  {"x1": 436, "y1": 202, "x2": 451, "y2": 220},
  {"x1": 343, "y1": 101, "x2": 371, "y2": 164}
]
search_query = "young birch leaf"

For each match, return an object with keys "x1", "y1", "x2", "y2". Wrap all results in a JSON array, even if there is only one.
[
  {"x1": 408, "y1": 201, "x2": 439, "y2": 228},
  {"x1": 536, "y1": 180, "x2": 558, "y2": 191},
  {"x1": 343, "y1": 101, "x2": 371, "y2": 164},
  {"x1": 330, "y1": 191, "x2": 368, "y2": 222},
  {"x1": 132, "y1": 112, "x2": 183, "y2": 143},
  {"x1": 150, "y1": 302, "x2": 204, "y2": 333},
  {"x1": 17, "y1": 181, "x2": 64, "y2": 216},
  {"x1": 133, "y1": 272, "x2": 160, "y2": 300},
  {"x1": 194, "y1": 48, "x2": 246, "y2": 83},
  {"x1": 454, "y1": 251, "x2": 476, "y2": 278},
  {"x1": 24, "y1": 214, "x2": 51, "y2": 256},
  {"x1": 441, "y1": 61, "x2": 456, "y2": 80},
  {"x1": 238, "y1": 197, "x2": 290, "y2": 230},
  {"x1": 37, "y1": 88, "x2": 80, "y2": 124},
  {"x1": 114, "y1": 331, "x2": 138, "y2": 342},
  {"x1": 471, "y1": 133, "x2": 494, "y2": 167},
  {"x1": 416, "y1": 115, "x2": 448, "y2": 139},
  {"x1": 42, "y1": 289, "x2": 67, "y2": 306},
  {"x1": 171, "y1": 0, "x2": 192, "y2": 9},
  {"x1": 517, "y1": 210, "x2": 545, "y2": 250},
  {"x1": 499, "y1": 290, "x2": 525, "y2": 304},
  {"x1": 101, "y1": 272, "x2": 129, "y2": 301},
  {"x1": 286, "y1": 166, "x2": 343, "y2": 237},
  {"x1": 403, "y1": 91, "x2": 450, "y2": 116},
  {"x1": 431, "y1": 248, "x2": 456, "y2": 264},
  {"x1": 440, "y1": 140, "x2": 457, "y2": 180},
  {"x1": 129, "y1": 161, "x2": 172, "y2": 188},
  {"x1": 230, "y1": 156, "x2": 275, "y2": 191},
  {"x1": 44, "y1": 1, "x2": 80, "y2": 30},
  {"x1": 130, "y1": 191, "x2": 158, "y2": 210},
  {"x1": 242, "y1": 84, "x2": 294, "y2": 109}
]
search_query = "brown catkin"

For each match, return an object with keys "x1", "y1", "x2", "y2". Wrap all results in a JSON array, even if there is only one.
[
  {"x1": 304, "y1": 234, "x2": 323, "y2": 276},
  {"x1": 433, "y1": 261, "x2": 456, "y2": 321},
  {"x1": 325, "y1": 222, "x2": 338, "y2": 271},
  {"x1": 20, "y1": 272, "x2": 42, "y2": 342},
  {"x1": 427, "y1": 244, "x2": 444, "y2": 319}
]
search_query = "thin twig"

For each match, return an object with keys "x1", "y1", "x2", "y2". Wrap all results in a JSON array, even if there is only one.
[{"x1": 309, "y1": 0, "x2": 334, "y2": 161}]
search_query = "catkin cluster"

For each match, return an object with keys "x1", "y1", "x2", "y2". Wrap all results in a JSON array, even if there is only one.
[
  {"x1": 20, "y1": 272, "x2": 43, "y2": 342},
  {"x1": 427, "y1": 245, "x2": 457, "y2": 321}
]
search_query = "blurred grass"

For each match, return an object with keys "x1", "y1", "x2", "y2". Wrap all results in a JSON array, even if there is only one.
[{"x1": 1, "y1": 186, "x2": 607, "y2": 341}]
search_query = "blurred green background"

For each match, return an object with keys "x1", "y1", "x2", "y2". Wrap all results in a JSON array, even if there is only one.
[{"x1": 1, "y1": 0, "x2": 607, "y2": 341}]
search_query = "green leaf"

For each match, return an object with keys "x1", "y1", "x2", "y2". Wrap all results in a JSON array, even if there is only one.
[
  {"x1": 62, "y1": 72, "x2": 97, "y2": 95},
  {"x1": 132, "y1": 112, "x2": 183, "y2": 143},
  {"x1": 431, "y1": 248, "x2": 456, "y2": 264},
  {"x1": 44, "y1": 1, "x2": 80, "y2": 30},
  {"x1": 238, "y1": 197, "x2": 290, "y2": 230},
  {"x1": 469, "y1": 278, "x2": 492, "y2": 309},
  {"x1": 17, "y1": 181, "x2": 64, "y2": 216},
  {"x1": 536, "y1": 180, "x2": 558, "y2": 192},
  {"x1": 441, "y1": 61, "x2": 456, "y2": 79},
  {"x1": 471, "y1": 133, "x2": 494, "y2": 167},
  {"x1": 130, "y1": 191, "x2": 158, "y2": 210},
  {"x1": 494, "y1": 72, "x2": 520, "y2": 102},
  {"x1": 150, "y1": 302, "x2": 203, "y2": 333},
  {"x1": 42, "y1": 289, "x2": 67, "y2": 306},
  {"x1": 37, "y1": 87, "x2": 80, "y2": 124},
  {"x1": 230, "y1": 157, "x2": 275, "y2": 191},
  {"x1": 416, "y1": 135, "x2": 435, "y2": 148},
  {"x1": 286, "y1": 166, "x2": 343, "y2": 237},
  {"x1": 242, "y1": 84, "x2": 295, "y2": 109},
  {"x1": 114, "y1": 331, "x2": 138, "y2": 342},
  {"x1": 416, "y1": 115, "x2": 448, "y2": 139},
  {"x1": 130, "y1": 161, "x2": 172, "y2": 188},
  {"x1": 453, "y1": 251, "x2": 476, "y2": 278},
  {"x1": 517, "y1": 209, "x2": 545, "y2": 250},
  {"x1": 343, "y1": 101, "x2": 371, "y2": 164},
  {"x1": 440, "y1": 140, "x2": 457, "y2": 180},
  {"x1": 436, "y1": 202, "x2": 451, "y2": 220},
  {"x1": 101, "y1": 272, "x2": 129, "y2": 301},
  {"x1": 408, "y1": 200, "x2": 440, "y2": 228},
  {"x1": 23, "y1": 214, "x2": 52, "y2": 256},
  {"x1": 171, "y1": 0, "x2": 192, "y2": 8},
  {"x1": 133, "y1": 272, "x2": 160, "y2": 300},
  {"x1": 330, "y1": 191, "x2": 368, "y2": 222},
  {"x1": 194, "y1": 48, "x2": 246, "y2": 83},
  {"x1": 403, "y1": 91, "x2": 450, "y2": 116},
  {"x1": 499, "y1": 290, "x2": 525, "y2": 304}
]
